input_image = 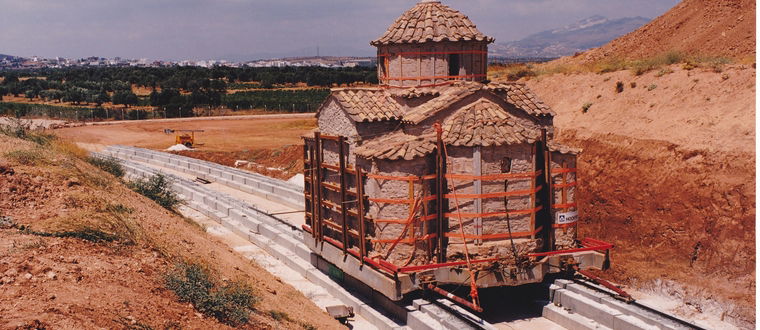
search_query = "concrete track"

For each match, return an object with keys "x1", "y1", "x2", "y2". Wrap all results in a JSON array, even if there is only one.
[{"x1": 97, "y1": 146, "x2": 706, "y2": 330}]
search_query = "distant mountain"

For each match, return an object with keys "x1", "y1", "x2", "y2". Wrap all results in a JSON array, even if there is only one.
[{"x1": 490, "y1": 15, "x2": 650, "y2": 59}]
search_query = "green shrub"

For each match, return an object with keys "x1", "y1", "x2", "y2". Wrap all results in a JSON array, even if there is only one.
[
  {"x1": 165, "y1": 262, "x2": 259, "y2": 327},
  {"x1": 87, "y1": 155, "x2": 125, "y2": 178},
  {"x1": 647, "y1": 84, "x2": 658, "y2": 91},
  {"x1": 128, "y1": 174, "x2": 182, "y2": 211}
]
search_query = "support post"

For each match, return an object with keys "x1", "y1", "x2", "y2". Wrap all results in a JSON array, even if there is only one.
[
  {"x1": 338, "y1": 136, "x2": 349, "y2": 255},
  {"x1": 473, "y1": 146, "x2": 482, "y2": 245},
  {"x1": 355, "y1": 168, "x2": 366, "y2": 265},
  {"x1": 314, "y1": 132, "x2": 323, "y2": 245},
  {"x1": 435, "y1": 125, "x2": 447, "y2": 263}
]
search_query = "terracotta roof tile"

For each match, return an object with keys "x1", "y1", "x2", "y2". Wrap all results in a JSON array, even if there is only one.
[
  {"x1": 401, "y1": 81, "x2": 483, "y2": 124},
  {"x1": 547, "y1": 141, "x2": 582, "y2": 155},
  {"x1": 355, "y1": 131, "x2": 436, "y2": 161},
  {"x1": 371, "y1": 1, "x2": 494, "y2": 46},
  {"x1": 356, "y1": 99, "x2": 544, "y2": 160},
  {"x1": 329, "y1": 88, "x2": 403, "y2": 122},
  {"x1": 443, "y1": 99, "x2": 541, "y2": 147},
  {"x1": 485, "y1": 82, "x2": 555, "y2": 116}
]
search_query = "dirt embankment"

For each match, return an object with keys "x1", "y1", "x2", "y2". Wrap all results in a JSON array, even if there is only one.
[
  {"x1": 569, "y1": 0, "x2": 755, "y2": 63},
  {"x1": 525, "y1": 65, "x2": 755, "y2": 326},
  {"x1": 0, "y1": 134, "x2": 339, "y2": 329}
]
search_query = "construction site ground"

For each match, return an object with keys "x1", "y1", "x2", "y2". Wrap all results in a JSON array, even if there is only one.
[
  {"x1": 0, "y1": 133, "x2": 340, "y2": 329},
  {"x1": 47, "y1": 61, "x2": 756, "y2": 328}
]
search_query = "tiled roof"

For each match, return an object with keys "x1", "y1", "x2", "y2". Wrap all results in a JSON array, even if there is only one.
[
  {"x1": 356, "y1": 99, "x2": 543, "y2": 160},
  {"x1": 355, "y1": 131, "x2": 436, "y2": 161},
  {"x1": 401, "y1": 81, "x2": 483, "y2": 124},
  {"x1": 547, "y1": 141, "x2": 582, "y2": 155},
  {"x1": 371, "y1": 1, "x2": 494, "y2": 46},
  {"x1": 442, "y1": 99, "x2": 542, "y2": 147},
  {"x1": 330, "y1": 88, "x2": 403, "y2": 122},
  {"x1": 486, "y1": 82, "x2": 555, "y2": 116}
]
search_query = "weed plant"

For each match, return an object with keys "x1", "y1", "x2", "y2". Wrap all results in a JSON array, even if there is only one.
[
  {"x1": 87, "y1": 155, "x2": 125, "y2": 178},
  {"x1": 165, "y1": 262, "x2": 259, "y2": 327},
  {"x1": 128, "y1": 174, "x2": 182, "y2": 211}
]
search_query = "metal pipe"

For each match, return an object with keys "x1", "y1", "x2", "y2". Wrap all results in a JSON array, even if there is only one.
[{"x1": 427, "y1": 284, "x2": 483, "y2": 313}]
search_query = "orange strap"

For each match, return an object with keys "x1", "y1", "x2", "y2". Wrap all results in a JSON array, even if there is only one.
[
  {"x1": 366, "y1": 171, "x2": 540, "y2": 182},
  {"x1": 383, "y1": 74, "x2": 487, "y2": 81},
  {"x1": 368, "y1": 197, "x2": 410, "y2": 205},
  {"x1": 552, "y1": 223, "x2": 577, "y2": 229},
  {"x1": 444, "y1": 185, "x2": 542, "y2": 199},
  {"x1": 378, "y1": 50, "x2": 488, "y2": 57},
  {"x1": 366, "y1": 173, "x2": 422, "y2": 181},
  {"x1": 372, "y1": 214, "x2": 437, "y2": 224},
  {"x1": 446, "y1": 171, "x2": 541, "y2": 181},
  {"x1": 444, "y1": 206, "x2": 543, "y2": 219},
  {"x1": 551, "y1": 168, "x2": 577, "y2": 175},
  {"x1": 371, "y1": 233, "x2": 437, "y2": 244},
  {"x1": 444, "y1": 226, "x2": 543, "y2": 240},
  {"x1": 552, "y1": 182, "x2": 577, "y2": 188},
  {"x1": 553, "y1": 203, "x2": 577, "y2": 209}
]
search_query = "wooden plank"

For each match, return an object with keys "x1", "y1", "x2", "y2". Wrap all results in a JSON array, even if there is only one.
[
  {"x1": 338, "y1": 136, "x2": 349, "y2": 255},
  {"x1": 356, "y1": 168, "x2": 366, "y2": 265},
  {"x1": 473, "y1": 146, "x2": 482, "y2": 245},
  {"x1": 314, "y1": 132, "x2": 323, "y2": 245},
  {"x1": 531, "y1": 143, "x2": 537, "y2": 239}
]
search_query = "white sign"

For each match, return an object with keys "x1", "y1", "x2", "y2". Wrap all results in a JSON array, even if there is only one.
[{"x1": 556, "y1": 211, "x2": 578, "y2": 225}]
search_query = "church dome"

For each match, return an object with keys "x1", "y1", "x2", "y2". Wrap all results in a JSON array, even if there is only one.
[{"x1": 371, "y1": 0, "x2": 494, "y2": 46}]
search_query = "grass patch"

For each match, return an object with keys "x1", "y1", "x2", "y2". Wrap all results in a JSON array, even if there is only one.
[
  {"x1": 165, "y1": 262, "x2": 259, "y2": 327},
  {"x1": 647, "y1": 84, "x2": 658, "y2": 91},
  {"x1": 128, "y1": 174, "x2": 182, "y2": 211},
  {"x1": 87, "y1": 155, "x2": 125, "y2": 178},
  {"x1": 4, "y1": 148, "x2": 48, "y2": 165},
  {"x1": 19, "y1": 226, "x2": 119, "y2": 243}
]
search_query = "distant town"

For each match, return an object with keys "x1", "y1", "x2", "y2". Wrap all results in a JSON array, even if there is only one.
[{"x1": 0, "y1": 54, "x2": 376, "y2": 70}]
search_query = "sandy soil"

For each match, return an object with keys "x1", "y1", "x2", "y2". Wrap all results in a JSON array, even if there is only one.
[
  {"x1": 0, "y1": 134, "x2": 340, "y2": 329},
  {"x1": 523, "y1": 65, "x2": 755, "y2": 327},
  {"x1": 55, "y1": 116, "x2": 316, "y2": 152}
]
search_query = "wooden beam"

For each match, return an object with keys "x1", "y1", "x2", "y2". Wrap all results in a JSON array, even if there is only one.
[
  {"x1": 338, "y1": 136, "x2": 349, "y2": 255},
  {"x1": 356, "y1": 168, "x2": 366, "y2": 265}
]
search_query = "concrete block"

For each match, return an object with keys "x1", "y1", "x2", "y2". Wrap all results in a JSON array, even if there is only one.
[
  {"x1": 215, "y1": 202, "x2": 232, "y2": 217},
  {"x1": 566, "y1": 283, "x2": 608, "y2": 303},
  {"x1": 548, "y1": 283, "x2": 562, "y2": 302},
  {"x1": 406, "y1": 310, "x2": 443, "y2": 330},
  {"x1": 554, "y1": 279, "x2": 573, "y2": 289},
  {"x1": 543, "y1": 303, "x2": 610, "y2": 330},
  {"x1": 242, "y1": 219, "x2": 261, "y2": 234},
  {"x1": 559, "y1": 289, "x2": 619, "y2": 328},
  {"x1": 614, "y1": 314, "x2": 659, "y2": 330},
  {"x1": 229, "y1": 209, "x2": 247, "y2": 222}
]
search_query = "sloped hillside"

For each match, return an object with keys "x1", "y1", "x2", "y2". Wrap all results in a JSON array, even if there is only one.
[
  {"x1": 0, "y1": 131, "x2": 339, "y2": 329},
  {"x1": 525, "y1": 64, "x2": 755, "y2": 327},
  {"x1": 572, "y1": 0, "x2": 755, "y2": 62}
]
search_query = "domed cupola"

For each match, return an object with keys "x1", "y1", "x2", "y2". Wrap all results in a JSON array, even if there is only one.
[{"x1": 371, "y1": 0, "x2": 494, "y2": 88}]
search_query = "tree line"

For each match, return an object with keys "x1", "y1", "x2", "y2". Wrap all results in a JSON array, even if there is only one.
[{"x1": 0, "y1": 66, "x2": 375, "y2": 118}]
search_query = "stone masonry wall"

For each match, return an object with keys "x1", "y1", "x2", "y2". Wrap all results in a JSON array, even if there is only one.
[
  {"x1": 366, "y1": 157, "x2": 435, "y2": 266},
  {"x1": 377, "y1": 41, "x2": 488, "y2": 87},
  {"x1": 445, "y1": 144, "x2": 540, "y2": 261},
  {"x1": 550, "y1": 152, "x2": 578, "y2": 249}
]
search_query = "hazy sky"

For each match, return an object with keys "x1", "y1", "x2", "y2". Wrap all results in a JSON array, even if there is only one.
[{"x1": 0, "y1": 0, "x2": 679, "y2": 61}]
